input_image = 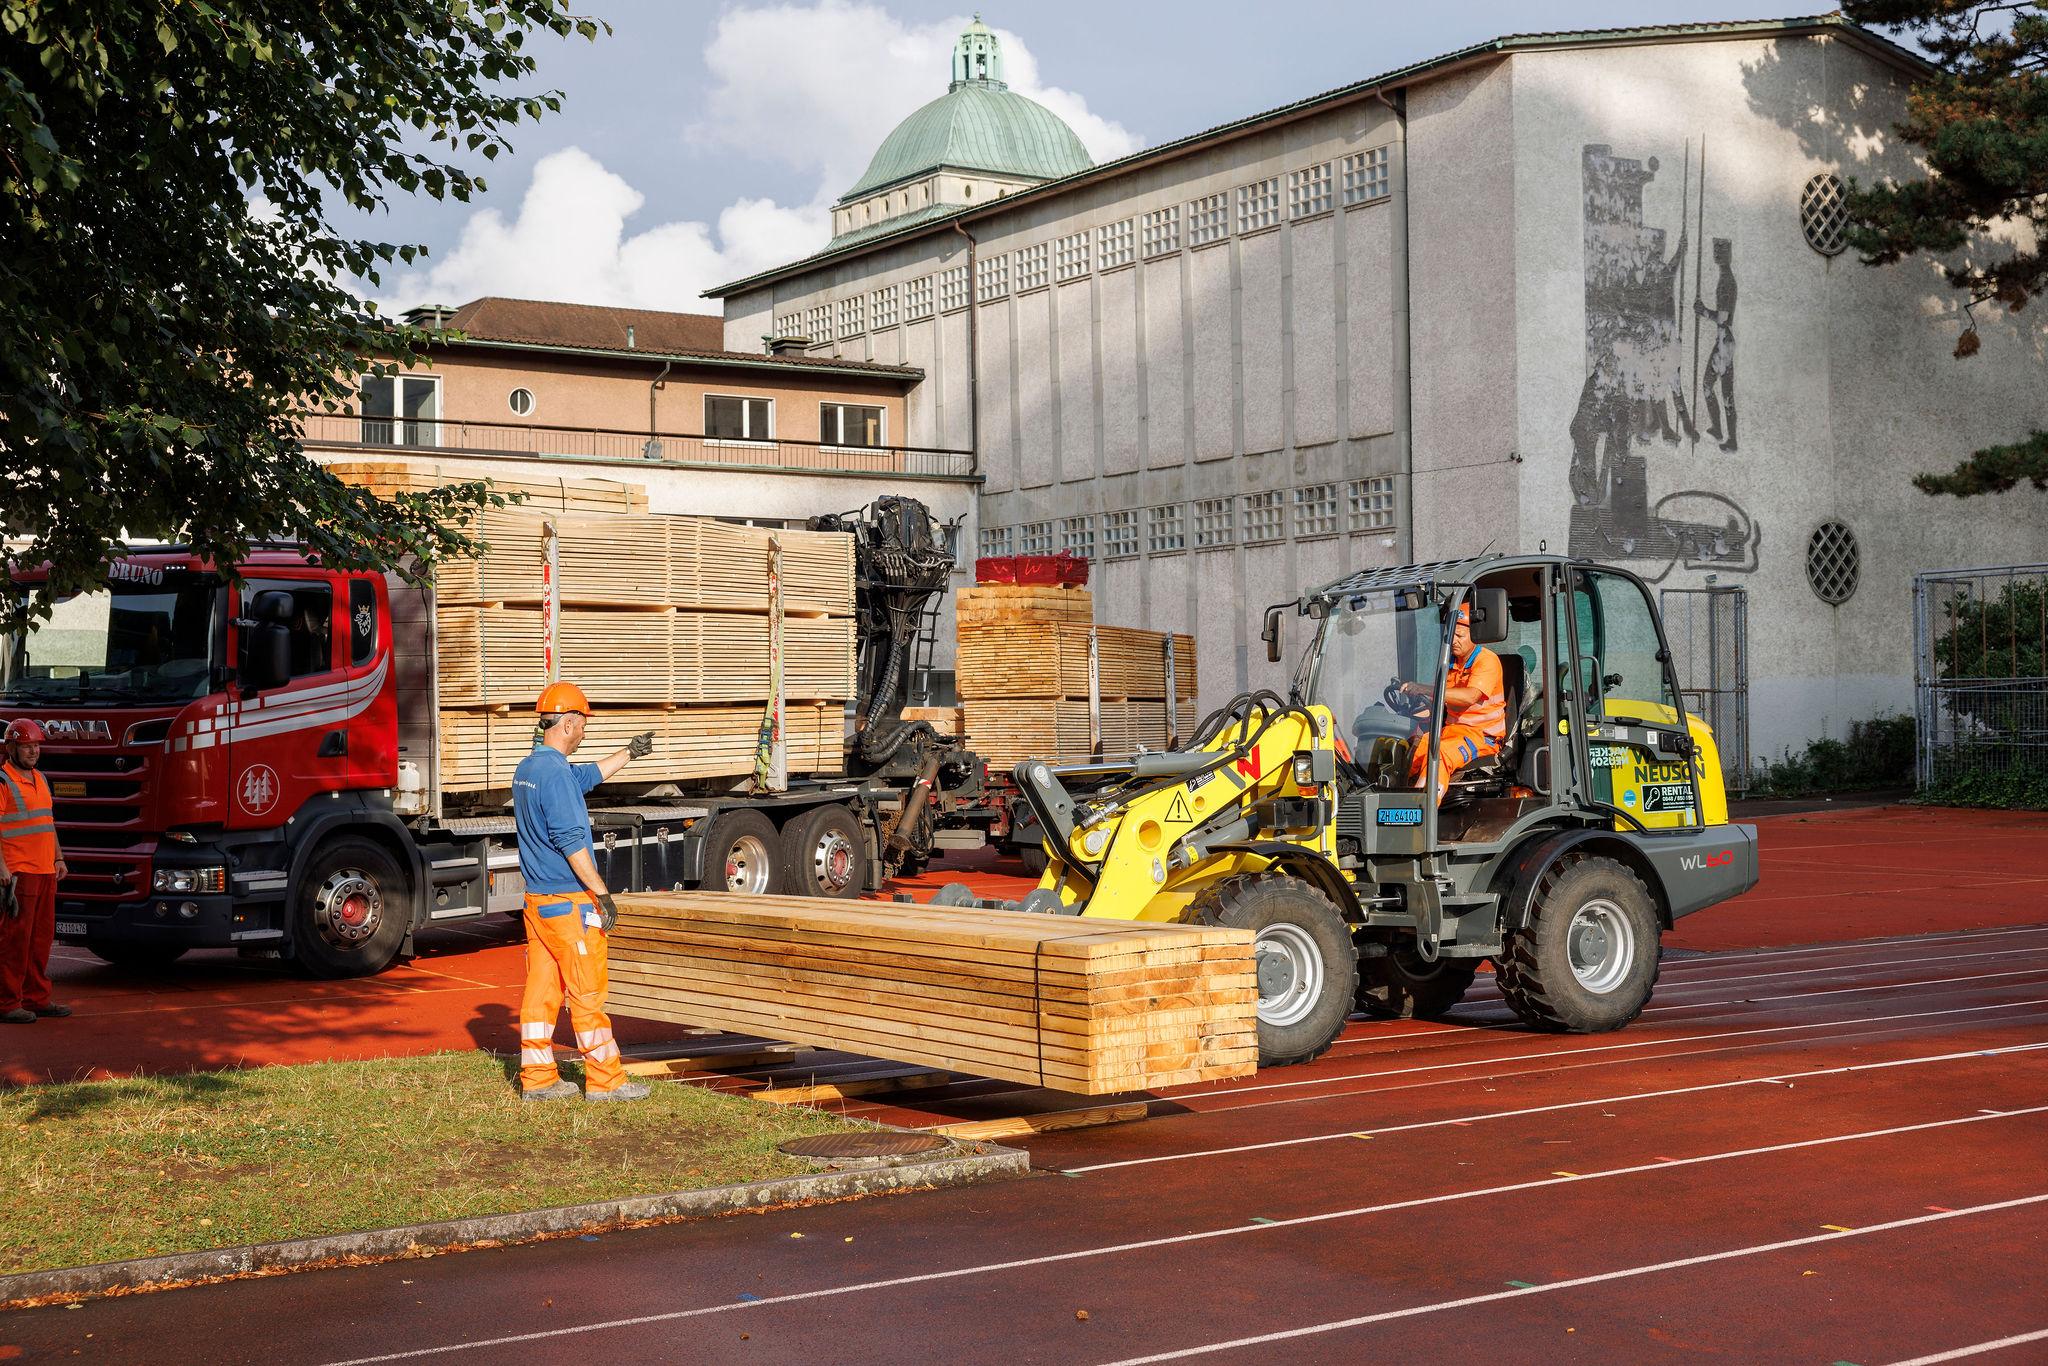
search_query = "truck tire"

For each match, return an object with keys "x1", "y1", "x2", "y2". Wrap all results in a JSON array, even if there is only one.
[
  {"x1": 782, "y1": 803, "x2": 867, "y2": 899},
  {"x1": 1355, "y1": 949, "x2": 1479, "y2": 1020},
  {"x1": 1496, "y1": 853, "x2": 1661, "y2": 1033},
  {"x1": 699, "y1": 809, "x2": 787, "y2": 895},
  {"x1": 86, "y1": 941, "x2": 189, "y2": 970},
  {"x1": 290, "y1": 837, "x2": 410, "y2": 979},
  {"x1": 1191, "y1": 874, "x2": 1357, "y2": 1068}
]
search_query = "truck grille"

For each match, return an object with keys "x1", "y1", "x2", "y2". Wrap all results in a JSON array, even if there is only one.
[{"x1": 42, "y1": 743, "x2": 157, "y2": 904}]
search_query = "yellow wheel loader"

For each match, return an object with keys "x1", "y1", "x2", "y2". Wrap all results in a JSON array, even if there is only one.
[{"x1": 950, "y1": 555, "x2": 1759, "y2": 1068}]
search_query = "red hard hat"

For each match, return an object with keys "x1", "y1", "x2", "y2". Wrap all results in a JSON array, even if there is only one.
[
  {"x1": 5, "y1": 719, "x2": 47, "y2": 745},
  {"x1": 535, "y1": 681, "x2": 591, "y2": 716}
]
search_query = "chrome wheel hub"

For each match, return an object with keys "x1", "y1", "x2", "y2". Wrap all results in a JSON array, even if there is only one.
[
  {"x1": 1253, "y1": 922, "x2": 1325, "y2": 1028},
  {"x1": 811, "y1": 830, "x2": 856, "y2": 894},
  {"x1": 724, "y1": 834, "x2": 773, "y2": 893},
  {"x1": 313, "y1": 870, "x2": 383, "y2": 948},
  {"x1": 1567, "y1": 898, "x2": 1635, "y2": 994}
]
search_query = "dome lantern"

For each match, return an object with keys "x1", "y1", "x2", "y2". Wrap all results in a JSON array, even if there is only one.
[{"x1": 951, "y1": 16, "x2": 1004, "y2": 90}]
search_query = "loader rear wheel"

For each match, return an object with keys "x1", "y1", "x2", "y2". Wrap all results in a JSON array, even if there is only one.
[
  {"x1": 1191, "y1": 874, "x2": 1357, "y2": 1068},
  {"x1": 1355, "y1": 949, "x2": 1478, "y2": 1021},
  {"x1": 1496, "y1": 853, "x2": 1661, "y2": 1033}
]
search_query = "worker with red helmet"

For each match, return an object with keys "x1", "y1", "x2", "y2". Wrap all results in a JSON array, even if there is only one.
[
  {"x1": 1400, "y1": 603, "x2": 1508, "y2": 805},
  {"x1": 511, "y1": 681, "x2": 655, "y2": 1101},
  {"x1": 0, "y1": 719, "x2": 70, "y2": 1023}
]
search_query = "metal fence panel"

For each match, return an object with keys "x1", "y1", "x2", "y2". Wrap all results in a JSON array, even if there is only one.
[
  {"x1": 1661, "y1": 585, "x2": 1750, "y2": 792},
  {"x1": 1914, "y1": 563, "x2": 2048, "y2": 788}
]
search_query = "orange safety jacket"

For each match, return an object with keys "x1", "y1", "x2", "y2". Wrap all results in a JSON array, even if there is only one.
[
  {"x1": 1446, "y1": 646, "x2": 1507, "y2": 744},
  {"x1": 0, "y1": 762, "x2": 57, "y2": 874}
]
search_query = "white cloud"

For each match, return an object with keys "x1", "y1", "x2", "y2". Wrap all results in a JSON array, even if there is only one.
[{"x1": 369, "y1": 2, "x2": 1139, "y2": 316}]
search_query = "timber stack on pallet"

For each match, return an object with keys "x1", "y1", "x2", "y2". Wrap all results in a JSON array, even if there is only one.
[
  {"x1": 606, "y1": 892, "x2": 1258, "y2": 1094},
  {"x1": 430, "y1": 506, "x2": 856, "y2": 792},
  {"x1": 326, "y1": 460, "x2": 650, "y2": 516},
  {"x1": 954, "y1": 584, "x2": 1199, "y2": 772}
]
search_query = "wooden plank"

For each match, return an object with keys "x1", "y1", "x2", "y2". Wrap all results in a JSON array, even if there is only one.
[
  {"x1": 931, "y1": 1102, "x2": 1151, "y2": 1141},
  {"x1": 621, "y1": 1047, "x2": 801, "y2": 1077},
  {"x1": 751, "y1": 1070, "x2": 955, "y2": 1105}
]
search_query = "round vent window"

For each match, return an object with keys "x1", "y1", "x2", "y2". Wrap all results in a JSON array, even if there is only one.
[
  {"x1": 1807, "y1": 521, "x2": 1860, "y2": 605},
  {"x1": 508, "y1": 387, "x2": 536, "y2": 417},
  {"x1": 1800, "y1": 173, "x2": 1849, "y2": 257}
]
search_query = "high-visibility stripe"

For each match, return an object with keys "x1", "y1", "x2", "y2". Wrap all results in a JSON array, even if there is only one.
[
  {"x1": 520, "y1": 1022, "x2": 554, "y2": 1042},
  {"x1": 520, "y1": 1047, "x2": 554, "y2": 1066},
  {"x1": 0, "y1": 817, "x2": 54, "y2": 833},
  {"x1": 586, "y1": 1041, "x2": 621, "y2": 1064},
  {"x1": 575, "y1": 1027, "x2": 614, "y2": 1050}
]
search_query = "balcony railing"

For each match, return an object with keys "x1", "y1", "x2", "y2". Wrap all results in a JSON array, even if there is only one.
[{"x1": 296, "y1": 412, "x2": 977, "y2": 480}]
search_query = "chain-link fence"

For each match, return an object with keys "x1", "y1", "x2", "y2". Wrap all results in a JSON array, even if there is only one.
[
  {"x1": 1661, "y1": 585, "x2": 1750, "y2": 792},
  {"x1": 1914, "y1": 563, "x2": 2048, "y2": 788}
]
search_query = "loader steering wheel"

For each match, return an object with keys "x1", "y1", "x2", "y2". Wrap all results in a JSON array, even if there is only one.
[{"x1": 1384, "y1": 677, "x2": 1432, "y2": 719}]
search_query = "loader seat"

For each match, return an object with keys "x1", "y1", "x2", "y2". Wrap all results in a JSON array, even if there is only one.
[{"x1": 1442, "y1": 649, "x2": 1526, "y2": 805}]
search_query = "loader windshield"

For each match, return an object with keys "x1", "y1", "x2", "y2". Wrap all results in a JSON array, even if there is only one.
[{"x1": 1308, "y1": 590, "x2": 1443, "y2": 760}]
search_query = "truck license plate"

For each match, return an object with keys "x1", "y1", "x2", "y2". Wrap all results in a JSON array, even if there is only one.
[
  {"x1": 55, "y1": 920, "x2": 88, "y2": 937},
  {"x1": 52, "y1": 780, "x2": 86, "y2": 799}
]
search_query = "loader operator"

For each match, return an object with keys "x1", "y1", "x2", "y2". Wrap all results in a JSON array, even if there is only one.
[
  {"x1": 512, "y1": 681, "x2": 655, "y2": 1102},
  {"x1": 1398, "y1": 603, "x2": 1507, "y2": 803}
]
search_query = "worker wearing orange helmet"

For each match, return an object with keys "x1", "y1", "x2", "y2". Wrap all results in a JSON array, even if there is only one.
[
  {"x1": 0, "y1": 719, "x2": 70, "y2": 1024},
  {"x1": 512, "y1": 681, "x2": 655, "y2": 1101},
  {"x1": 1399, "y1": 603, "x2": 1508, "y2": 805}
]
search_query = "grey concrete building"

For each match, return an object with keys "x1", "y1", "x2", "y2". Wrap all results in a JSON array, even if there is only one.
[{"x1": 709, "y1": 16, "x2": 2048, "y2": 771}]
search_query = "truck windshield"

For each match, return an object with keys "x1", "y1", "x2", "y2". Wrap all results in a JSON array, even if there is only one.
[
  {"x1": 4, "y1": 571, "x2": 223, "y2": 704},
  {"x1": 1308, "y1": 590, "x2": 1444, "y2": 755}
]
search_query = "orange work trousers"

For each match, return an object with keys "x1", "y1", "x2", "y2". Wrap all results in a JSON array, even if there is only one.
[
  {"x1": 518, "y1": 891, "x2": 628, "y2": 1094},
  {"x1": 1409, "y1": 724, "x2": 1500, "y2": 806}
]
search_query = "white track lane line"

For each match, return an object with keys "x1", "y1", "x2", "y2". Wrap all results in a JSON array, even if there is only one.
[
  {"x1": 1659, "y1": 924, "x2": 2048, "y2": 965},
  {"x1": 1091, "y1": 1193, "x2": 2048, "y2": 1365},
  {"x1": 1642, "y1": 966, "x2": 2048, "y2": 1015},
  {"x1": 1886, "y1": 1328, "x2": 2048, "y2": 1365},
  {"x1": 317, "y1": 1106, "x2": 2048, "y2": 1366},
  {"x1": 1649, "y1": 944, "x2": 2048, "y2": 993},
  {"x1": 1064, "y1": 1036, "x2": 2048, "y2": 1173}
]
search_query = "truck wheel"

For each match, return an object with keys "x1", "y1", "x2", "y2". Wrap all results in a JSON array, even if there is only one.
[
  {"x1": 1191, "y1": 874, "x2": 1357, "y2": 1068},
  {"x1": 783, "y1": 804, "x2": 867, "y2": 899},
  {"x1": 1355, "y1": 949, "x2": 1478, "y2": 1020},
  {"x1": 700, "y1": 809, "x2": 786, "y2": 895},
  {"x1": 291, "y1": 837, "x2": 409, "y2": 979},
  {"x1": 86, "y1": 941, "x2": 189, "y2": 969},
  {"x1": 1496, "y1": 853, "x2": 1662, "y2": 1033}
]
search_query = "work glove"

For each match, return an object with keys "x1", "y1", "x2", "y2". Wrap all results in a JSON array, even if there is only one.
[
  {"x1": 627, "y1": 730, "x2": 655, "y2": 759},
  {"x1": 596, "y1": 893, "x2": 620, "y2": 934},
  {"x1": 0, "y1": 881, "x2": 15, "y2": 920}
]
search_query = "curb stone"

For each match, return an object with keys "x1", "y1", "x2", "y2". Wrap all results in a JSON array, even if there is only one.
[{"x1": 0, "y1": 1141, "x2": 1028, "y2": 1306}]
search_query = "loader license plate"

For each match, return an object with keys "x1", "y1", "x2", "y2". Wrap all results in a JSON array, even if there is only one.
[
  {"x1": 1376, "y1": 807, "x2": 1423, "y2": 826},
  {"x1": 1640, "y1": 783, "x2": 1695, "y2": 814},
  {"x1": 55, "y1": 921, "x2": 88, "y2": 937}
]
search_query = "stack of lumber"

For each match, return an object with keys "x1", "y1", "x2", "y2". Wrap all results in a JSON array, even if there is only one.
[
  {"x1": 326, "y1": 459, "x2": 649, "y2": 515},
  {"x1": 955, "y1": 584, "x2": 1199, "y2": 770},
  {"x1": 606, "y1": 893, "x2": 1258, "y2": 1094},
  {"x1": 432, "y1": 509, "x2": 856, "y2": 792}
]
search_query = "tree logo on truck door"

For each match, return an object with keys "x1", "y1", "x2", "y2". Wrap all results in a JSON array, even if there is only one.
[{"x1": 238, "y1": 764, "x2": 280, "y2": 817}]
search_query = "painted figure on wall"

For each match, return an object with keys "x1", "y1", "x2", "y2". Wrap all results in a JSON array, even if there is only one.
[{"x1": 1568, "y1": 144, "x2": 1756, "y2": 576}]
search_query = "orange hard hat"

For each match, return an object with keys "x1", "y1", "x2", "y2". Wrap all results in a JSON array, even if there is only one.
[
  {"x1": 4, "y1": 719, "x2": 46, "y2": 744},
  {"x1": 1455, "y1": 603, "x2": 1471, "y2": 624},
  {"x1": 535, "y1": 681, "x2": 590, "y2": 716}
]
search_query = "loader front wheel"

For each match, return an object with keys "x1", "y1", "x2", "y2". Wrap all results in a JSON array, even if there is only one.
[
  {"x1": 1192, "y1": 875, "x2": 1357, "y2": 1068},
  {"x1": 1355, "y1": 949, "x2": 1479, "y2": 1021},
  {"x1": 1496, "y1": 853, "x2": 1661, "y2": 1033}
]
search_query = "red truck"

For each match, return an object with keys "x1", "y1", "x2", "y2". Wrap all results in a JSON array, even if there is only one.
[{"x1": 1, "y1": 516, "x2": 1007, "y2": 977}]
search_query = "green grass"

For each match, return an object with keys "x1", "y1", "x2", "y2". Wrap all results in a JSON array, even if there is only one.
[{"x1": 0, "y1": 1051, "x2": 869, "y2": 1277}]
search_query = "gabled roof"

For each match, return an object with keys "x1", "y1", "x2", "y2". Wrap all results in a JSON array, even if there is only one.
[{"x1": 707, "y1": 14, "x2": 1927, "y2": 299}]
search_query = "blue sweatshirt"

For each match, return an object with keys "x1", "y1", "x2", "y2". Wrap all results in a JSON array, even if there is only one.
[{"x1": 512, "y1": 746, "x2": 603, "y2": 896}]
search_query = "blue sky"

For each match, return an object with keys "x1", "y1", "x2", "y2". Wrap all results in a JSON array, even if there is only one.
[{"x1": 352, "y1": 1, "x2": 1840, "y2": 315}]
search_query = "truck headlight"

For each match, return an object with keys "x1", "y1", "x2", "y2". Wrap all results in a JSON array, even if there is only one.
[{"x1": 153, "y1": 866, "x2": 226, "y2": 894}]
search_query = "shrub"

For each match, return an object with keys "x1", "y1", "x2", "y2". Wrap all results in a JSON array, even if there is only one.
[{"x1": 1749, "y1": 714, "x2": 1917, "y2": 797}]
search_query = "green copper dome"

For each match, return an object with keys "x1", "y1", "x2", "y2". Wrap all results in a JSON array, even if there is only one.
[{"x1": 839, "y1": 19, "x2": 1092, "y2": 202}]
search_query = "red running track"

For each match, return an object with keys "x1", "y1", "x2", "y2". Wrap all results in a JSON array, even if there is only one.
[{"x1": 7, "y1": 924, "x2": 2048, "y2": 1363}]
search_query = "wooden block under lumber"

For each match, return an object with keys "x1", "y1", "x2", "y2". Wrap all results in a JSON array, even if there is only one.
[
  {"x1": 900, "y1": 706, "x2": 963, "y2": 737},
  {"x1": 621, "y1": 1048, "x2": 800, "y2": 1077},
  {"x1": 931, "y1": 1102, "x2": 1151, "y2": 1141},
  {"x1": 752, "y1": 1070, "x2": 954, "y2": 1105}
]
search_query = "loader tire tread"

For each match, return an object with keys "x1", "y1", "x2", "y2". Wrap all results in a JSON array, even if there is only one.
[
  {"x1": 1194, "y1": 873, "x2": 1358, "y2": 1068},
  {"x1": 1495, "y1": 852, "x2": 1662, "y2": 1034}
]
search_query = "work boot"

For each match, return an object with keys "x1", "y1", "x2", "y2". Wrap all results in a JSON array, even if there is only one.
[
  {"x1": 32, "y1": 1003, "x2": 71, "y2": 1018},
  {"x1": 585, "y1": 1081, "x2": 652, "y2": 1103},
  {"x1": 520, "y1": 1080, "x2": 580, "y2": 1102},
  {"x1": 1, "y1": 1008, "x2": 34, "y2": 1024}
]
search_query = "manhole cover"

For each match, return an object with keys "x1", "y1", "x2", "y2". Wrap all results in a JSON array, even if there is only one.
[{"x1": 779, "y1": 1132, "x2": 951, "y2": 1162}]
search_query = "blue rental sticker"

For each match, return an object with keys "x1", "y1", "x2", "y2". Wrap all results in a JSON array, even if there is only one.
[
  {"x1": 1622, "y1": 790, "x2": 1638, "y2": 808},
  {"x1": 1376, "y1": 807, "x2": 1424, "y2": 826}
]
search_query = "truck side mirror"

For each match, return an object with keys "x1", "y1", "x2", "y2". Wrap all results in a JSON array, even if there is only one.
[
  {"x1": 238, "y1": 589, "x2": 295, "y2": 693},
  {"x1": 1263, "y1": 605, "x2": 1283, "y2": 663},
  {"x1": 1466, "y1": 587, "x2": 1511, "y2": 645}
]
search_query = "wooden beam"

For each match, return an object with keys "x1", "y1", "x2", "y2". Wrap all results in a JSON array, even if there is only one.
[
  {"x1": 621, "y1": 1047, "x2": 802, "y2": 1077},
  {"x1": 931, "y1": 1102, "x2": 1150, "y2": 1141},
  {"x1": 751, "y1": 1070, "x2": 956, "y2": 1105}
]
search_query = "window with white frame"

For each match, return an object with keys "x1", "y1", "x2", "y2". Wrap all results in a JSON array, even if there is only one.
[
  {"x1": 837, "y1": 294, "x2": 864, "y2": 337},
  {"x1": 360, "y1": 374, "x2": 440, "y2": 447},
  {"x1": 976, "y1": 252, "x2": 1009, "y2": 302},
  {"x1": 1242, "y1": 489, "x2": 1285, "y2": 542},
  {"x1": 904, "y1": 275, "x2": 935, "y2": 321},
  {"x1": 1293, "y1": 483, "x2": 1339, "y2": 537},
  {"x1": 1061, "y1": 514, "x2": 1096, "y2": 560},
  {"x1": 508, "y1": 387, "x2": 536, "y2": 418},
  {"x1": 979, "y1": 525, "x2": 1013, "y2": 558},
  {"x1": 1193, "y1": 497, "x2": 1234, "y2": 547},
  {"x1": 870, "y1": 285, "x2": 900, "y2": 330},
  {"x1": 1288, "y1": 163, "x2": 1334, "y2": 219},
  {"x1": 1014, "y1": 242, "x2": 1050, "y2": 291},
  {"x1": 1187, "y1": 192, "x2": 1230, "y2": 247},
  {"x1": 705, "y1": 394, "x2": 773, "y2": 442},
  {"x1": 820, "y1": 402, "x2": 884, "y2": 449},
  {"x1": 1019, "y1": 521, "x2": 1054, "y2": 555},
  {"x1": 1347, "y1": 476, "x2": 1397, "y2": 531},
  {"x1": 1237, "y1": 177, "x2": 1282, "y2": 233},
  {"x1": 1097, "y1": 219, "x2": 1136, "y2": 270},
  {"x1": 1342, "y1": 147, "x2": 1391, "y2": 206},
  {"x1": 937, "y1": 265, "x2": 969, "y2": 312},
  {"x1": 1147, "y1": 503, "x2": 1185, "y2": 553},
  {"x1": 1102, "y1": 510, "x2": 1139, "y2": 558},
  {"x1": 773, "y1": 311, "x2": 801, "y2": 339},
  {"x1": 802, "y1": 303, "x2": 834, "y2": 342},
  {"x1": 1141, "y1": 205, "x2": 1181, "y2": 258},
  {"x1": 1054, "y1": 230, "x2": 1090, "y2": 281}
]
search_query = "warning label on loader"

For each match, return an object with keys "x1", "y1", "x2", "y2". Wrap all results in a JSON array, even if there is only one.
[{"x1": 1165, "y1": 794, "x2": 1193, "y2": 824}]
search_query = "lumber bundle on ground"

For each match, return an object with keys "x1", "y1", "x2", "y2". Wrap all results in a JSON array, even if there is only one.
[
  {"x1": 324, "y1": 460, "x2": 650, "y2": 516},
  {"x1": 962, "y1": 699, "x2": 1201, "y2": 773},
  {"x1": 437, "y1": 704, "x2": 843, "y2": 792},
  {"x1": 957, "y1": 623, "x2": 1197, "y2": 702},
  {"x1": 606, "y1": 894, "x2": 1258, "y2": 1094}
]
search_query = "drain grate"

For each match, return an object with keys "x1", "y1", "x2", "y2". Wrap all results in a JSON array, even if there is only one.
[{"x1": 779, "y1": 1132, "x2": 951, "y2": 1161}]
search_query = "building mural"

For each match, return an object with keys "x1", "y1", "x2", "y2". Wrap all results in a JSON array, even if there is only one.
[{"x1": 1568, "y1": 142, "x2": 1757, "y2": 577}]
